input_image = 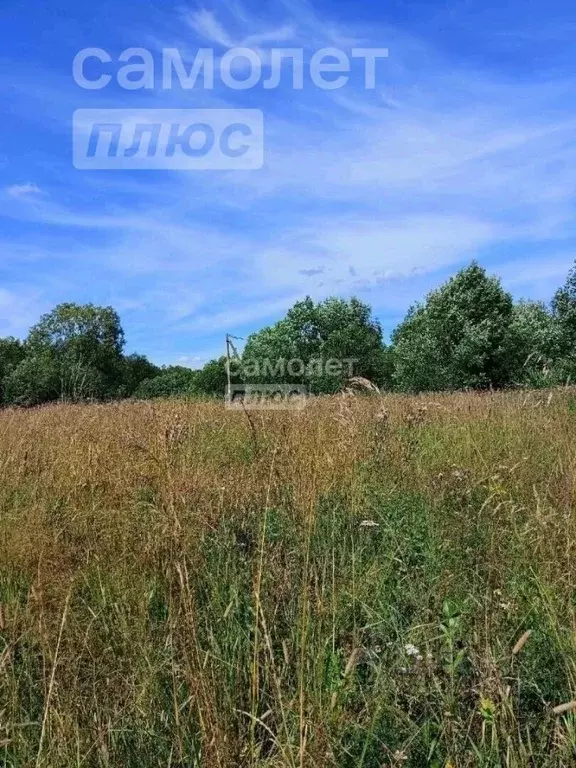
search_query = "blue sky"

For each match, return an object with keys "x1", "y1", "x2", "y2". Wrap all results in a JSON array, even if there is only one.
[{"x1": 1, "y1": 0, "x2": 575, "y2": 366}]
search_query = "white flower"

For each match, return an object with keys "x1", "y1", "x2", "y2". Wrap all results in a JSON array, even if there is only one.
[
  {"x1": 404, "y1": 643, "x2": 423, "y2": 661},
  {"x1": 359, "y1": 520, "x2": 379, "y2": 528}
]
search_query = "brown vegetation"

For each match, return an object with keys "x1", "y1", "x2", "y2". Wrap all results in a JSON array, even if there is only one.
[{"x1": 0, "y1": 391, "x2": 575, "y2": 765}]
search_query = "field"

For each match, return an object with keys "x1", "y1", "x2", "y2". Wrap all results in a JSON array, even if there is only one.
[{"x1": 0, "y1": 391, "x2": 575, "y2": 767}]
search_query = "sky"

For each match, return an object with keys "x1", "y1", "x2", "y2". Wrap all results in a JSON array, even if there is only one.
[{"x1": 1, "y1": 0, "x2": 575, "y2": 367}]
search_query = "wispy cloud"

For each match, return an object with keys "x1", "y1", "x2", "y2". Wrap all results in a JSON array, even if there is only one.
[
  {"x1": 185, "y1": 7, "x2": 296, "y2": 48},
  {"x1": 5, "y1": 182, "x2": 43, "y2": 199},
  {"x1": 185, "y1": 9, "x2": 237, "y2": 47}
]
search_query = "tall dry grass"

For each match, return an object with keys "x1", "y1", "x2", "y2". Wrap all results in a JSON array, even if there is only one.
[{"x1": 0, "y1": 390, "x2": 575, "y2": 765}]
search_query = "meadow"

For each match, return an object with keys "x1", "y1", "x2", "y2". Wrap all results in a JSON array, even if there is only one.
[{"x1": 0, "y1": 391, "x2": 575, "y2": 766}]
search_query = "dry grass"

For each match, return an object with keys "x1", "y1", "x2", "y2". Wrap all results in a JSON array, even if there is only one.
[{"x1": 0, "y1": 390, "x2": 575, "y2": 766}]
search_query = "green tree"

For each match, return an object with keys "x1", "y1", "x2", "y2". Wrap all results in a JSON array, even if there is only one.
[
  {"x1": 121, "y1": 354, "x2": 160, "y2": 397},
  {"x1": 390, "y1": 304, "x2": 446, "y2": 392},
  {"x1": 242, "y1": 296, "x2": 390, "y2": 394},
  {"x1": 134, "y1": 366, "x2": 199, "y2": 399},
  {"x1": 27, "y1": 303, "x2": 125, "y2": 400},
  {"x1": 3, "y1": 354, "x2": 60, "y2": 407},
  {"x1": 392, "y1": 263, "x2": 515, "y2": 391},
  {"x1": 192, "y1": 357, "x2": 229, "y2": 397},
  {"x1": 0, "y1": 337, "x2": 25, "y2": 403},
  {"x1": 552, "y1": 259, "x2": 576, "y2": 379},
  {"x1": 508, "y1": 300, "x2": 563, "y2": 387}
]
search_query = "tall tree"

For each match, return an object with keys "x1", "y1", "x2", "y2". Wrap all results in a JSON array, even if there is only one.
[
  {"x1": 242, "y1": 296, "x2": 390, "y2": 393},
  {"x1": 508, "y1": 300, "x2": 563, "y2": 387},
  {"x1": 26, "y1": 303, "x2": 125, "y2": 400},
  {"x1": 552, "y1": 259, "x2": 576, "y2": 379},
  {"x1": 121, "y1": 354, "x2": 160, "y2": 397},
  {"x1": 192, "y1": 357, "x2": 230, "y2": 397},
  {"x1": 0, "y1": 337, "x2": 25, "y2": 403},
  {"x1": 392, "y1": 263, "x2": 515, "y2": 391}
]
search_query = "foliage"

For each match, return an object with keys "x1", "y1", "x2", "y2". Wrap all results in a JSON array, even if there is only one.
[
  {"x1": 22, "y1": 303, "x2": 126, "y2": 401},
  {"x1": 120, "y1": 354, "x2": 161, "y2": 397},
  {"x1": 242, "y1": 296, "x2": 391, "y2": 393},
  {"x1": 134, "y1": 357, "x2": 229, "y2": 400},
  {"x1": 552, "y1": 261, "x2": 576, "y2": 380},
  {"x1": 4, "y1": 259, "x2": 576, "y2": 406},
  {"x1": 191, "y1": 356, "x2": 230, "y2": 397},
  {"x1": 3, "y1": 353, "x2": 60, "y2": 406},
  {"x1": 0, "y1": 336, "x2": 25, "y2": 403},
  {"x1": 28, "y1": 303, "x2": 124, "y2": 356},
  {"x1": 0, "y1": 336, "x2": 25, "y2": 377},
  {"x1": 134, "y1": 366, "x2": 199, "y2": 399},
  {"x1": 392, "y1": 263, "x2": 516, "y2": 391},
  {"x1": 508, "y1": 300, "x2": 563, "y2": 387}
]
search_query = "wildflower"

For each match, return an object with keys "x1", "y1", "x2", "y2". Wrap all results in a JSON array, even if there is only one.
[
  {"x1": 404, "y1": 643, "x2": 423, "y2": 662},
  {"x1": 359, "y1": 519, "x2": 379, "y2": 528}
]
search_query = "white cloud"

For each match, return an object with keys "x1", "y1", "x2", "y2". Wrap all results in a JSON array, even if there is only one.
[
  {"x1": 5, "y1": 182, "x2": 43, "y2": 199},
  {"x1": 184, "y1": 3, "x2": 297, "y2": 48},
  {"x1": 0, "y1": 287, "x2": 47, "y2": 337},
  {"x1": 185, "y1": 9, "x2": 236, "y2": 47}
]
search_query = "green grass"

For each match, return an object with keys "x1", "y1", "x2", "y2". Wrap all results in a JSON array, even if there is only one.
[{"x1": 0, "y1": 394, "x2": 574, "y2": 765}]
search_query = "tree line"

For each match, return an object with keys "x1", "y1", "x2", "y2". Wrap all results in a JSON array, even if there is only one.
[{"x1": 1, "y1": 260, "x2": 576, "y2": 406}]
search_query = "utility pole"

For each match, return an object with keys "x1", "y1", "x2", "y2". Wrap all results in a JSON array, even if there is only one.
[
  {"x1": 225, "y1": 334, "x2": 232, "y2": 403},
  {"x1": 225, "y1": 334, "x2": 243, "y2": 402}
]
